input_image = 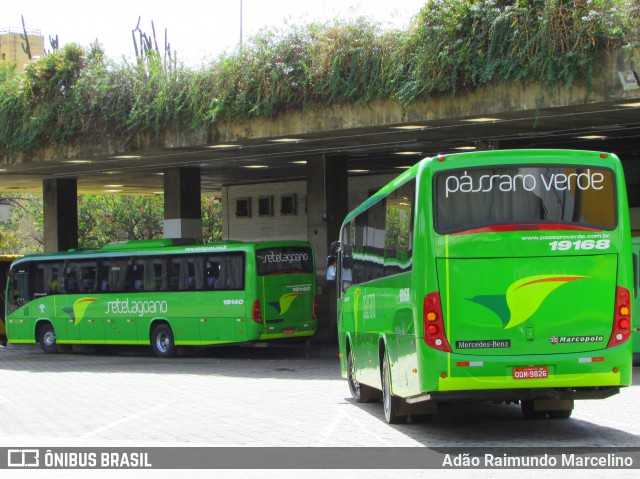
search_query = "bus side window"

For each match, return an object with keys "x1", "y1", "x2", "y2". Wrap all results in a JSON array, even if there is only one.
[
  {"x1": 168, "y1": 257, "x2": 183, "y2": 291},
  {"x1": 65, "y1": 265, "x2": 79, "y2": 293},
  {"x1": 188, "y1": 256, "x2": 205, "y2": 291},
  {"x1": 169, "y1": 256, "x2": 205, "y2": 291},
  {"x1": 205, "y1": 259, "x2": 220, "y2": 290},
  {"x1": 132, "y1": 261, "x2": 145, "y2": 291},
  {"x1": 339, "y1": 220, "x2": 356, "y2": 297},
  {"x1": 30, "y1": 262, "x2": 61, "y2": 298},
  {"x1": 81, "y1": 263, "x2": 97, "y2": 293},
  {"x1": 214, "y1": 253, "x2": 245, "y2": 290},
  {"x1": 132, "y1": 257, "x2": 168, "y2": 292},
  {"x1": 66, "y1": 261, "x2": 98, "y2": 294},
  {"x1": 33, "y1": 263, "x2": 47, "y2": 298},
  {"x1": 49, "y1": 263, "x2": 63, "y2": 294},
  {"x1": 101, "y1": 259, "x2": 130, "y2": 293},
  {"x1": 8, "y1": 266, "x2": 29, "y2": 312}
]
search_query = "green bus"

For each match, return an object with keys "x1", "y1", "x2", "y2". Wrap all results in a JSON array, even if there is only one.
[
  {"x1": 335, "y1": 149, "x2": 633, "y2": 423},
  {"x1": 1, "y1": 255, "x2": 20, "y2": 347},
  {"x1": 5, "y1": 239, "x2": 316, "y2": 357},
  {"x1": 631, "y1": 236, "x2": 640, "y2": 365}
]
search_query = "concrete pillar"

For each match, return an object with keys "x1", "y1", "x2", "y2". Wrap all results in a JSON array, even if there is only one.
[
  {"x1": 43, "y1": 179, "x2": 78, "y2": 253},
  {"x1": 307, "y1": 155, "x2": 348, "y2": 344},
  {"x1": 163, "y1": 167, "x2": 202, "y2": 239}
]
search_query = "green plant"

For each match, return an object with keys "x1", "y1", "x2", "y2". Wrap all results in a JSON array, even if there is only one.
[{"x1": 0, "y1": 1, "x2": 637, "y2": 157}]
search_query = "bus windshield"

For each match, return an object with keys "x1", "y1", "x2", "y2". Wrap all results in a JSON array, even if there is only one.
[
  {"x1": 255, "y1": 247, "x2": 314, "y2": 275},
  {"x1": 434, "y1": 165, "x2": 616, "y2": 233}
]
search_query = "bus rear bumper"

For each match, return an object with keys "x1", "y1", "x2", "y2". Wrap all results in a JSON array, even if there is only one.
[
  {"x1": 422, "y1": 385, "x2": 621, "y2": 403},
  {"x1": 418, "y1": 344, "x2": 633, "y2": 395}
]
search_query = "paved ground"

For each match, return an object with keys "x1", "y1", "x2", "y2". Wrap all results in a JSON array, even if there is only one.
[{"x1": 0, "y1": 343, "x2": 639, "y2": 478}]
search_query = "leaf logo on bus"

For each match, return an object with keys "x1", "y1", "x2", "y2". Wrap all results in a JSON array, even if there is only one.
[
  {"x1": 468, "y1": 275, "x2": 586, "y2": 329},
  {"x1": 268, "y1": 293, "x2": 302, "y2": 315},
  {"x1": 63, "y1": 297, "x2": 98, "y2": 326}
]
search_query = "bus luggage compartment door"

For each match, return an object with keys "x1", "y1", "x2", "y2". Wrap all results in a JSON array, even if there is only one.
[
  {"x1": 436, "y1": 254, "x2": 618, "y2": 356},
  {"x1": 260, "y1": 276, "x2": 314, "y2": 338}
]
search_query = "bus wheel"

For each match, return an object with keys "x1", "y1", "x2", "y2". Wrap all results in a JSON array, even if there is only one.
[
  {"x1": 347, "y1": 348, "x2": 363, "y2": 400},
  {"x1": 347, "y1": 348, "x2": 381, "y2": 403},
  {"x1": 521, "y1": 400, "x2": 547, "y2": 420},
  {"x1": 548, "y1": 409, "x2": 572, "y2": 419},
  {"x1": 381, "y1": 352, "x2": 407, "y2": 424},
  {"x1": 151, "y1": 324, "x2": 177, "y2": 358},
  {"x1": 38, "y1": 323, "x2": 59, "y2": 354}
]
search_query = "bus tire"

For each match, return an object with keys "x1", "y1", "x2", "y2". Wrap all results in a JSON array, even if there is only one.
[
  {"x1": 347, "y1": 347, "x2": 380, "y2": 403},
  {"x1": 151, "y1": 324, "x2": 177, "y2": 358},
  {"x1": 521, "y1": 400, "x2": 547, "y2": 420},
  {"x1": 381, "y1": 351, "x2": 407, "y2": 424},
  {"x1": 38, "y1": 322, "x2": 59, "y2": 354}
]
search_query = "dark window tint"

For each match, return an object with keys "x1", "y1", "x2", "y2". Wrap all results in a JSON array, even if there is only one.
[
  {"x1": 33, "y1": 262, "x2": 64, "y2": 297},
  {"x1": 168, "y1": 256, "x2": 205, "y2": 291},
  {"x1": 340, "y1": 179, "x2": 415, "y2": 287},
  {"x1": 100, "y1": 259, "x2": 131, "y2": 293},
  {"x1": 633, "y1": 252, "x2": 639, "y2": 299},
  {"x1": 384, "y1": 184, "x2": 414, "y2": 275},
  {"x1": 236, "y1": 198, "x2": 251, "y2": 217},
  {"x1": 132, "y1": 257, "x2": 167, "y2": 292},
  {"x1": 205, "y1": 253, "x2": 245, "y2": 290},
  {"x1": 280, "y1": 195, "x2": 297, "y2": 215},
  {"x1": 258, "y1": 196, "x2": 273, "y2": 216},
  {"x1": 8, "y1": 264, "x2": 29, "y2": 312},
  {"x1": 65, "y1": 261, "x2": 98, "y2": 293},
  {"x1": 434, "y1": 166, "x2": 616, "y2": 233}
]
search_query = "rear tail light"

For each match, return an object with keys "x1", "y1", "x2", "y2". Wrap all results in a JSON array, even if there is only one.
[
  {"x1": 313, "y1": 295, "x2": 318, "y2": 320},
  {"x1": 607, "y1": 286, "x2": 630, "y2": 347},
  {"x1": 252, "y1": 299, "x2": 263, "y2": 324},
  {"x1": 423, "y1": 292, "x2": 452, "y2": 352}
]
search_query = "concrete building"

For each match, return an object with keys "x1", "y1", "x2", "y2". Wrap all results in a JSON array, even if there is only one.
[
  {"x1": 0, "y1": 27, "x2": 45, "y2": 73},
  {"x1": 1, "y1": 45, "x2": 639, "y2": 341}
]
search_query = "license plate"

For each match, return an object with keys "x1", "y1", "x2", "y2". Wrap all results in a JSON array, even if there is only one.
[
  {"x1": 283, "y1": 328, "x2": 295, "y2": 334},
  {"x1": 513, "y1": 366, "x2": 548, "y2": 380}
]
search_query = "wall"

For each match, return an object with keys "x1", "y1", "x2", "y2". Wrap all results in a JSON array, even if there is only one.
[
  {"x1": 222, "y1": 180, "x2": 308, "y2": 241},
  {"x1": 222, "y1": 174, "x2": 397, "y2": 242},
  {"x1": 0, "y1": 30, "x2": 45, "y2": 73},
  {"x1": 630, "y1": 207, "x2": 640, "y2": 234}
]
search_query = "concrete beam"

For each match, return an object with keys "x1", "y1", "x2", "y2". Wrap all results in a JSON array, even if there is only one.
[{"x1": 215, "y1": 49, "x2": 640, "y2": 141}]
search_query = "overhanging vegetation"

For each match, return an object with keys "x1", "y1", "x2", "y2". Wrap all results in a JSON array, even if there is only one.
[{"x1": 0, "y1": 0, "x2": 638, "y2": 156}]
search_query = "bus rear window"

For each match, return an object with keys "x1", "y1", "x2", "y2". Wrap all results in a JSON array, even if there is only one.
[
  {"x1": 434, "y1": 166, "x2": 616, "y2": 233},
  {"x1": 256, "y1": 247, "x2": 314, "y2": 275}
]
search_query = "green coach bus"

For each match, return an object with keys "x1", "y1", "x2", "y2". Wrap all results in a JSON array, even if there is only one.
[
  {"x1": 335, "y1": 149, "x2": 633, "y2": 423},
  {"x1": 5, "y1": 239, "x2": 316, "y2": 357}
]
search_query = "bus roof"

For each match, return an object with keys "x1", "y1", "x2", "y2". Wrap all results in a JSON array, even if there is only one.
[
  {"x1": 10, "y1": 239, "x2": 314, "y2": 266},
  {"x1": 342, "y1": 148, "x2": 621, "y2": 227}
]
